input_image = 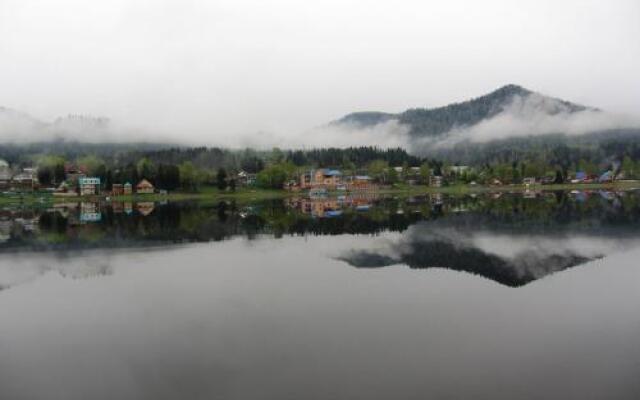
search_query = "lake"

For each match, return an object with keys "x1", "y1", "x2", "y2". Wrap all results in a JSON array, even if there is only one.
[{"x1": 0, "y1": 190, "x2": 639, "y2": 399}]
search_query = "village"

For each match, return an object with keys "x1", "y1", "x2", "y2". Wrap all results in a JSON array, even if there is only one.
[
  {"x1": 0, "y1": 159, "x2": 159, "y2": 198},
  {"x1": 0, "y1": 156, "x2": 630, "y2": 205}
]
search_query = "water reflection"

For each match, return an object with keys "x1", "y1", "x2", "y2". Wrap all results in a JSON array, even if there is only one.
[
  {"x1": 1, "y1": 189, "x2": 640, "y2": 288},
  {"x1": 1, "y1": 191, "x2": 640, "y2": 399}
]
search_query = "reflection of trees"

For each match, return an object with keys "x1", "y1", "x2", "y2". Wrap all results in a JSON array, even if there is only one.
[{"x1": 0, "y1": 191, "x2": 635, "y2": 254}]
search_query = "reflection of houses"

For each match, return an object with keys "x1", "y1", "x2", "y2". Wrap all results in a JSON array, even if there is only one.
[
  {"x1": 79, "y1": 177, "x2": 101, "y2": 196},
  {"x1": 288, "y1": 193, "x2": 378, "y2": 218},
  {"x1": 309, "y1": 187, "x2": 328, "y2": 197},
  {"x1": 290, "y1": 197, "x2": 341, "y2": 218},
  {"x1": 112, "y1": 201, "x2": 124, "y2": 214},
  {"x1": 80, "y1": 202, "x2": 101, "y2": 223},
  {"x1": 429, "y1": 193, "x2": 444, "y2": 206},
  {"x1": 136, "y1": 179, "x2": 155, "y2": 194},
  {"x1": 136, "y1": 202, "x2": 155, "y2": 216},
  {"x1": 0, "y1": 218, "x2": 11, "y2": 243}
]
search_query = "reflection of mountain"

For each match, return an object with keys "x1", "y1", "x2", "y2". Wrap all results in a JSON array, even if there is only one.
[
  {"x1": 337, "y1": 201, "x2": 640, "y2": 286},
  {"x1": 1, "y1": 191, "x2": 640, "y2": 270},
  {"x1": 338, "y1": 224, "x2": 604, "y2": 287}
]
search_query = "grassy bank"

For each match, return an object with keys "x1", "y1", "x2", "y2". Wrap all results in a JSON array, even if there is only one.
[
  {"x1": 2, "y1": 181, "x2": 639, "y2": 206},
  {"x1": 383, "y1": 180, "x2": 640, "y2": 195}
]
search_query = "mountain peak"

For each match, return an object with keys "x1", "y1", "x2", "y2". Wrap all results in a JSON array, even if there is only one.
[
  {"x1": 333, "y1": 84, "x2": 592, "y2": 137},
  {"x1": 494, "y1": 83, "x2": 531, "y2": 94}
]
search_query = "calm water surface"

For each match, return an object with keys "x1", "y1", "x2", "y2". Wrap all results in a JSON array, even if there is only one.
[{"x1": 0, "y1": 191, "x2": 639, "y2": 399}]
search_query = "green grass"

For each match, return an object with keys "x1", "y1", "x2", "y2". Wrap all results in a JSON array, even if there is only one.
[{"x1": 1, "y1": 181, "x2": 638, "y2": 206}]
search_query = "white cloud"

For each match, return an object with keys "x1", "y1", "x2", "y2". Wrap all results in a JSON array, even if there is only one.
[{"x1": 427, "y1": 93, "x2": 640, "y2": 148}]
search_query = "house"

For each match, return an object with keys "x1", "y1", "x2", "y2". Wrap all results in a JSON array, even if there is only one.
[
  {"x1": 598, "y1": 171, "x2": 613, "y2": 183},
  {"x1": 78, "y1": 177, "x2": 101, "y2": 196},
  {"x1": 345, "y1": 175, "x2": 376, "y2": 191},
  {"x1": 53, "y1": 181, "x2": 78, "y2": 197},
  {"x1": 490, "y1": 178, "x2": 503, "y2": 186},
  {"x1": 429, "y1": 175, "x2": 443, "y2": 188},
  {"x1": 448, "y1": 165, "x2": 470, "y2": 174},
  {"x1": 571, "y1": 171, "x2": 587, "y2": 183},
  {"x1": 237, "y1": 171, "x2": 257, "y2": 186},
  {"x1": 540, "y1": 176, "x2": 556, "y2": 185},
  {"x1": 136, "y1": 179, "x2": 155, "y2": 194},
  {"x1": 64, "y1": 163, "x2": 88, "y2": 183},
  {"x1": 300, "y1": 169, "x2": 342, "y2": 189},
  {"x1": 284, "y1": 180, "x2": 301, "y2": 191},
  {"x1": 111, "y1": 183, "x2": 124, "y2": 196},
  {"x1": 0, "y1": 159, "x2": 11, "y2": 189},
  {"x1": 523, "y1": 177, "x2": 536, "y2": 186},
  {"x1": 309, "y1": 187, "x2": 328, "y2": 197},
  {"x1": 123, "y1": 182, "x2": 133, "y2": 195},
  {"x1": 11, "y1": 168, "x2": 39, "y2": 190}
]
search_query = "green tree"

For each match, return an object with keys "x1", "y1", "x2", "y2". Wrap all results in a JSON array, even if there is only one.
[
  {"x1": 419, "y1": 162, "x2": 431, "y2": 184},
  {"x1": 76, "y1": 155, "x2": 105, "y2": 176},
  {"x1": 256, "y1": 162, "x2": 295, "y2": 189},
  {"x1": 622, "y1": 156, "x2": 635, "y2": 179},
  {"x1": 137, "y1": 157, "x2": 156, "y2": 181},
  {"x1": 36, "y1": 155, "x2": 66, "y2": 186},
  {"x1": 367, "y1": 160, "x2": 389, "y2": 183},
  {"x1": 179, "y1": 161, "x2": 198, "y2": 191},
  {"x1": 216, "y1": 168, "x2": 228, "y2": 190}
]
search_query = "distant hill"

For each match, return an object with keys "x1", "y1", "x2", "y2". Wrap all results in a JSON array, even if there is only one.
[
  {"x1": 331, "y1": 84, "x2": 640, "y2": 161},
  {"x1": 334, "y1": 84, "x2": 594, "y2": 138},
  {"x1": 0, "y1": 107, "x2": 115, "y2": 142}
]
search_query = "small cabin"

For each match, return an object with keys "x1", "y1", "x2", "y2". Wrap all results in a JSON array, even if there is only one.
[
  {"x1": 112, "y1": 183, "x2": 124, "y2": 196},
  {"x1": 78, "y1": 177, "x2": 101, "y2": 196},
  {"x1": 429, "y1": 175, "x2": 443, "y2": 188},
  {"x1": 136, "y1": 179, "x2": 155, "y2": 194}
]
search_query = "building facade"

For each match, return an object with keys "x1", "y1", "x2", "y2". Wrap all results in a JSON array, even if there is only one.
[
  {"x1": 78, "y1": 177, "x2": 101, "y2": 196},
  {"x1": 300, "y1": 169, "x2": 342, "y2": 190},
  {"x1": 136, "y1": 179, "x2": 155, "y2": 194}
]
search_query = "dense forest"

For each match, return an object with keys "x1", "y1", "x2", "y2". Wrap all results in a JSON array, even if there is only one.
[{"x1": 4, "y1": 136, "x2": 640, "y2": 192}]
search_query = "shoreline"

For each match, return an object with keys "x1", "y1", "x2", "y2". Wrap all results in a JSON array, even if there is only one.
[{"x1": 2, "y1": 181, "x2": 639, "y2": 206}]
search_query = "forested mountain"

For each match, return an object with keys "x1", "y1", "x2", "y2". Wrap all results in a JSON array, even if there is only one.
[
  {"x1": 334, "y1": 84, "x2": 593, "y2": 138},
  {"x1": 2, "y1": 85, "x2": 640, "y2": 173},
  {"x1": 0, "y1": 141, "x2": 174, "y2": 167},
  {"x1": 332, "y1": 84, "x2": 640, "y2": 165}
]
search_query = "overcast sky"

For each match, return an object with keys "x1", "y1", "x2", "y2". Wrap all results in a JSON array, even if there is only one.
[{"x1": 0, "y1": 0, "x2": 638, "y2": 145}]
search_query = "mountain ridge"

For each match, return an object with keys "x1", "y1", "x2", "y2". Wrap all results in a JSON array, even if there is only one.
[{"x1": 334, "y1": 84, "x2": 596, "y2": 138}]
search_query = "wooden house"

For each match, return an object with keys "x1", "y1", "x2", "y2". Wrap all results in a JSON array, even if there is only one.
[{"x1": 136, "y1": 179, "x2": 155, "y2": 194}]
